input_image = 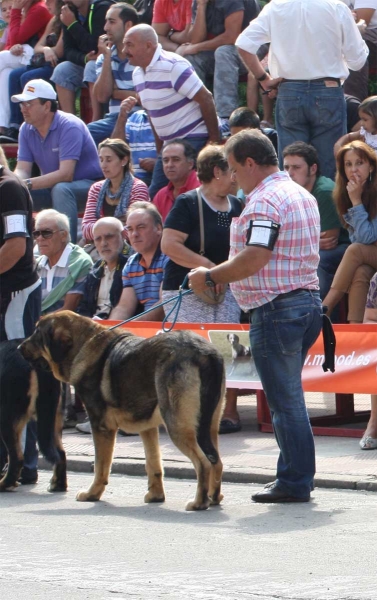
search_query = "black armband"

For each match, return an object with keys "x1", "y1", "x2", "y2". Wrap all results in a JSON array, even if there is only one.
[{"x1": 246, "y1": 219, "x2": 280, "y2": 250}]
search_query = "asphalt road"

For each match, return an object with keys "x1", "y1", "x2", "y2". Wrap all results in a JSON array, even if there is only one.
[{"x1": 1, "y1": 471, "x2": 377, "y2": 600}]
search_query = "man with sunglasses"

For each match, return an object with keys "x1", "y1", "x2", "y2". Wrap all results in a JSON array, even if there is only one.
[
  {"x1": 0, "y1": 145, "x2": 41, "y2": 486},
  {"x1": 12, "y1": 79, "x2": 103, "y2": 243}
]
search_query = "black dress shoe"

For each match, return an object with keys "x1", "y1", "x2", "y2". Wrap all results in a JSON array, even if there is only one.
[{"x1": 251, "y1": 483, "x2": 310, "y2": 503}]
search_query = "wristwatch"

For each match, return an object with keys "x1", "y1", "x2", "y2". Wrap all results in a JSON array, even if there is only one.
[
  {"x1": 25, "y1": 178, "x2": 32, "y2": 191},
  {"x1": 205, "y1": 271, "x2": 216, "y2": 287}
]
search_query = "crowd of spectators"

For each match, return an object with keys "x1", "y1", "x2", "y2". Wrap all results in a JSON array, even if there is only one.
[{"x1": 0, "y1": 0, "x2": 377, "y2": 464}]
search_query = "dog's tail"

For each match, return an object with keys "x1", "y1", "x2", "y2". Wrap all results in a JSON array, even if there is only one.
[{"x1": 196, "y1": 352, "x2": 225, "y2": 464}]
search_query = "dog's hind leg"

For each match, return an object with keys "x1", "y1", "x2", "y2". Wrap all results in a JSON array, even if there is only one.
[
  {"x1": 139, "y1": 427, "x2": 165, "y2": 503},
  {"x1": 76, "y1": 427, "x2": 117, "y2": 502},
  {"x1": 208, "y1": 401, "x2": 224, "y2": 506}
]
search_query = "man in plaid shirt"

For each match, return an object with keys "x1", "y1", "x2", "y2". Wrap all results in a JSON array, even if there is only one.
[{"x1": 189, "y1": 130, "x2": 323, "y2": 505}]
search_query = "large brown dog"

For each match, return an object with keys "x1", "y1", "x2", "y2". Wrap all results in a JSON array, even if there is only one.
[{"x1": 19, "y1": 312, "x2": 225, "y2": 510}]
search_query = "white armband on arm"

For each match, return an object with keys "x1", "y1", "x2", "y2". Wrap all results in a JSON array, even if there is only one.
[{"x1": 246, "y1": 219, "x2": 280, "y2": 250}]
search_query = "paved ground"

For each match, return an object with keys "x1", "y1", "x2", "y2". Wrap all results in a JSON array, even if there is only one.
[{"x1": 45, "y1": 392, "x2": 377, "y2": 493}]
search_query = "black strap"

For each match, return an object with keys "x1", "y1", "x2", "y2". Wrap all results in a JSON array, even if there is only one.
[{"x1": 322, "y1": 308, "x2": 336, "y2": 373}]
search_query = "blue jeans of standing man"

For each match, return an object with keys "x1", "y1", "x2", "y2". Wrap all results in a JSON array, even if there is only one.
[
  {"x1": 31, "y1": 179, "x2": 95, "y2": 243},
  {"x1": 249, "y1": 289, "x2": 323, "y2": 499},
  {"x1": 276, "y1": 80, "x2": 347, "y2": 179}
]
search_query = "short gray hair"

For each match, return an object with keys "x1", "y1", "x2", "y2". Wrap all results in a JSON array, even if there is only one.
[
  {"x1": 35, "y1": 209, "x2": 71, "y2": 242},
  {"x1": 93, "y1": 216, "x2": 123, "y2": 235}
]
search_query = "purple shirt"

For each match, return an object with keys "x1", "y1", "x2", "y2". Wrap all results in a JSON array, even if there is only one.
[{"x1": 18, "y1": 111, "x2": 103, "y2": 181}]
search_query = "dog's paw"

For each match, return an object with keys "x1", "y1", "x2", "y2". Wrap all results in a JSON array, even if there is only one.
[
  {"x1": 48, "y1": 480, "x2": 68, "y2": 493},
  {"x1": 144, "y1": 490, "x2": 165, "y2": 503},
  {"x1": 185, "y1": 499, "x2": 210, "y2": 511},
  {"x1": 76, "y1": 490, "x2": 100, "y2": 502},
  {"x1": 209, "y1": 492, "x2": 224, "y2": 506},
  {"x1": 0, "y1": 481, "x2": 19, "y2": 492}
]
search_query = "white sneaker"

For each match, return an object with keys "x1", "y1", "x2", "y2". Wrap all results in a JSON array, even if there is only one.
[
  {"x1": 359, "y1": 435, "x2": 377, "y2": 450},
  {"x1": 76, "y1": 419, "x2": 92, "y2": 434}
]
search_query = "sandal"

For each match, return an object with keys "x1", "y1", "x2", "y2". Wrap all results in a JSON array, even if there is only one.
[
  {"x1": 219, "y1": 419, "x2": 242, "y2": 434},
  {"x1": 359, "y1": 435, "x2": 377, "y2": 450}
]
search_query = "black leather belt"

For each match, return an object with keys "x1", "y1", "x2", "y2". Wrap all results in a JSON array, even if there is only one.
[
  {"x1": 274, "y1": 288, "x2": 309, "y2": 300},
  {"x1": 281, "y1": 78, "x2": 341, "y2": 85}
]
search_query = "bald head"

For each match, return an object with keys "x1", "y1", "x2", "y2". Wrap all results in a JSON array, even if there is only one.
[
  {"x1": 123, "y1": 24, "x2": 158, "y2": 69},
  {"x1": 93, "y1": 216, "x2": 123, "y2": 236}
]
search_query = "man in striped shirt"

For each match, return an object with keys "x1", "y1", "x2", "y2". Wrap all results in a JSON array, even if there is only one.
[
  {"x1": 88, "y1": 3, "x2": 139, "y2": 146},
  {"x1": 123, "y1": 23, "x2": 219, "y2": 198},
  {"x1": 109, "y1": 201, "x2": 168, "y2": 321},
  {"x1": 189, "y1": 130, "x2": 323, "y2": 505}
]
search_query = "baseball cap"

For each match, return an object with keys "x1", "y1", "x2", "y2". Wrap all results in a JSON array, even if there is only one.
[{"x1": 11, "y1": 79, "x2": 57, "y2": 103}]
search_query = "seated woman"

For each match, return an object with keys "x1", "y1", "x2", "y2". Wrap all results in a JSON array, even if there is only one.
[
  {"x1": 81, "y1": 138, "x2": 150, "y2": 242},
  {"x1": 360, "y1": 272, "x2": 377, "y2": 450},
  {"x1": 0, "y1": 0, "x2": 50, "y2": 136},
  {"x1": 161, "y1": 144, "x2": 243, "y2": 433},
  {"x1": 1, "y1": 0, "x2": 64, "y2": 143},
  {"x1": 34, "y1": 209, "x2": 93, "y2": 314},
  {"x1": 323, "y1": 141, "x2": 377, "y2": 322}
]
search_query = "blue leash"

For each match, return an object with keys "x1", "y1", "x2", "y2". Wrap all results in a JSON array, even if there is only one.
[{"x1": 108, "y1": 275, "x2": 193, "y2": 333}]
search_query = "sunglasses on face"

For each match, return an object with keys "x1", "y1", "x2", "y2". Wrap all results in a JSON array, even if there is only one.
[{"x1": 32, "y1": 229, "x2": 62, "y2": 239}]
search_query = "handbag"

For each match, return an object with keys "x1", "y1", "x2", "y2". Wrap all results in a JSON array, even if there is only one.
[{"x1": 194, "y1": 187, "x2": 227, "y2": 305}]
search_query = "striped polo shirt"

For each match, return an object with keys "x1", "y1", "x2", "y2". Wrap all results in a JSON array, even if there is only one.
[
  {"x1": 125, "y1": 110, "x2": 157, "y2": 182},
  {"x1": 132, "y1": 44, "x2": 208, "y2": 141},
  {"x1": 122, "y1": 246, "x2": 169, "y2": 310},
  {"x1": 96, "y1": 46, "x2": 135, "y2": 113},
  {"x1": 229, "y1": 171, "x2": 320, "y2": 311}
]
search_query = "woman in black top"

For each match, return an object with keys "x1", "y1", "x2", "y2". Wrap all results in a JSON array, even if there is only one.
[{"x1": 161, "y1": 143, "x2": 242, "y2": 323}]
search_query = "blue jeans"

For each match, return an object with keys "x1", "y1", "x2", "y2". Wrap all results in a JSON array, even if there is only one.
[
  {"x1": 149, "y1": 136, "x2": 207, "y2": 200},
  {"x1": 8, "y1": 64, "x2": 54, "y2": 128},
  {"x1": 31, "y1": 179, "x2": 95, "y2": 243},
  {"x1": 249, "y1": 289, "x2": 323, "y2": 498},
  {"x1": 276, "y1": 81, "x2": 347, "y2": 179},
  {"x1": 88, "y1": 112, "x2": 119, "y2": 147}
]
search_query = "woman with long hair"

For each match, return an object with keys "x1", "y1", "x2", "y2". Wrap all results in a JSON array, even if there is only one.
[
  {"x1": 82, "y1": 138, "x2": 150, "y2": 242},
  {"x1": 323, "y1": 141, "x2": 377, "y2": 322}
]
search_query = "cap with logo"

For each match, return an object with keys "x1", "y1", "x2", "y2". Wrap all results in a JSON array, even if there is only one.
[{"x1": 11, "y1": 79, "x2": 57, "y2": 103}]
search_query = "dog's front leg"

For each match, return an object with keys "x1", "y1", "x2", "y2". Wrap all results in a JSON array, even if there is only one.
[
  {"x1": 139, "y1": 428, "x2": 165, "y2": 503},
  {"x1": 76, "y1": 427, "x2": 116, "y2": 502}
]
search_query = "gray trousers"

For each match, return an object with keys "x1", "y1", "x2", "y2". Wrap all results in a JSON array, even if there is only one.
[{"x1": 187, "y1": 45, "x2": 248, "y2": 118}]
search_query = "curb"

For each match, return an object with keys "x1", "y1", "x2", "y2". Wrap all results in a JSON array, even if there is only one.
[{"x1": 39, "y1": 457, "x2": 377, "y2": 493}]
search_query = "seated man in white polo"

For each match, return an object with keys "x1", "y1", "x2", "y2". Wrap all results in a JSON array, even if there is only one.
[{"x1": 13, "y1": 80, "x2": 103, "y2": 243}]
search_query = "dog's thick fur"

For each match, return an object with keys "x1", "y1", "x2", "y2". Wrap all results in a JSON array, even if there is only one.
[
  {"x1": 0, "y1": 340, "x2": 67, "y2": 493},
  {"x1": 20, "y1": 312, "x2": 225, "y2": 510}
]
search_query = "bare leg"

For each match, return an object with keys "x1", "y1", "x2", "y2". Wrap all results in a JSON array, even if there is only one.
[
  {"x1": 76, "y1": 427, "x2": 117, "y2": 501},
  {"x1": 261, "y1": 94, "x2": 274, "y2": 126},
  {"x1": 88, "y1": 81, "x2": 103, "y2": 122},
  {"x1": 139, "y1": 428, "x2": 165, "y2": 503},
  {"x1": 222, "y1": 388, "x2": 240, "y2": 422},
  {"x1": 56, "y1": 85, "x2": 76, "y2": 114},
  {"x1": 362, "y1": 395, "x2": 377, "y2": 439}
]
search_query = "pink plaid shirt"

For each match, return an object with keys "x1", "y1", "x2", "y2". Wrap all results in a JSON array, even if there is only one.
[{"x1": 229, "y1": 171, "x2": 320, "y2": 311}]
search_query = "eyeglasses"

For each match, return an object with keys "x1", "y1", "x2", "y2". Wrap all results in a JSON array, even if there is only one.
[{"x1": 32, "y1": 229, "x2": 62, "y2": 239}]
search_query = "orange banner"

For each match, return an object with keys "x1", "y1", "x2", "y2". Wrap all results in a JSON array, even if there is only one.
[{"x1": 103, "y1": 322, "x2": 377, "y2": 395}]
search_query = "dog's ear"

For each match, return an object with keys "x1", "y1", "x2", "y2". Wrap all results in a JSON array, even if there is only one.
[
  {"x1": 45, "y1": 323, "x2": 73, "y2": 364},
  {"x1": 227, "y1": 334, "x2": 230, "y2": 341}
]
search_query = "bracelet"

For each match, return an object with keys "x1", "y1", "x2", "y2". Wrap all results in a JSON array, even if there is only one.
[
  {"x1": 256, "y1": 72, "x2": 268, "y2": 82},
  {"x1": 25, "y1": 178, "x2": 32, "y2": 191},
  {"x1": 167, "y1": 29, "x2": 175, "y2": 39}
]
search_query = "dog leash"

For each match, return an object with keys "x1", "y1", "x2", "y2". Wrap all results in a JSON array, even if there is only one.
[{"x1": 108, "y1": 275, "x2": 193, "y2": 333}]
